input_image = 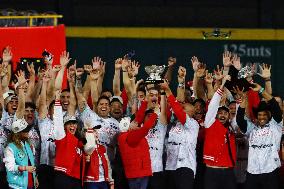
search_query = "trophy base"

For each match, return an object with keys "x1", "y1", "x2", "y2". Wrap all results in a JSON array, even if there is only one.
[{"x1": 145, "y1": 79, "x2": 164, "y2": 85}]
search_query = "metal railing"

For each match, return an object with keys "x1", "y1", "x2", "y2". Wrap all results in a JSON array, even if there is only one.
[{"x1": 0, "y1": 15, "x2": 63, "y2": 26}]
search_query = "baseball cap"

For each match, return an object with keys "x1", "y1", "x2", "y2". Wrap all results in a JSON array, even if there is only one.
[
  {"x1": 12, "y1": 118, "x2": 29, "y2": 133},
  {"x1": 63, "y1": 115, "x2": 78, "y2": 125},
  {"x1": 110, "y1": 96, "x2": 123, "y2": 105}
]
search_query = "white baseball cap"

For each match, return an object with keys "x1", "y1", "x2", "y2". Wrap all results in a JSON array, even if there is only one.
[
  {"x1": 12, "y1": 118, "x2": 29, "y2": 133},
  {"x1": 110, "y1": 96, "x2": 123, "y2": 105}
]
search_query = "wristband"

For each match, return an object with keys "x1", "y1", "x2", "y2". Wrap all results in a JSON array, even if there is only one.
[
  {"x1": 259, "y1": 87, "x2": 265, "y2": 94},
  {"x1": 160, "y1": 91, "x2": 166, "y2": 95},
  {"x1": 265, "y1": 79, "x2": 271, "y2": 82},
  {"x1": 178, "y1": 83, "x2": 185, "y2": 88}
]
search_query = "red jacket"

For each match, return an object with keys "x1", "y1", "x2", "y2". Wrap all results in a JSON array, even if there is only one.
[
  {"x1": 54, "y1": 132, "x2": 84, "y2": 180},
  {"x1": 203, "y1": 119, "x2": 236, "y2": 167},
  {"x1": 118, "y1": 113, "x2": 157, "y2": 179},
  {"x1": 84, "y1": 144, "x2": 110, "y2": 182}
]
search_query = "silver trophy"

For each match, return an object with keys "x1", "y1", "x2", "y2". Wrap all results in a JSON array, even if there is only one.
[
  {"x1": 145, "y1": 65, "x2": 167, "y2": 84},
  {"x1": 237, "y1": 65, "x2": 254, "y2": 79}
]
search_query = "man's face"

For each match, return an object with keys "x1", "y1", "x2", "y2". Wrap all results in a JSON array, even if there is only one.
[
  {"x1": 24, "y1": 107, "x2": 35, "y2": 125},
  {"x1": 147, "y1": 89, "x2": 159, "y2": 109},
  {"x1": 194, "y1": 101, "x2": 205, "y2": 120},
  {"x1": 65, "y1": 122, "x2": 78, "y2": 135},
  {"x1": 110, "y1": 101, "x2": 123, "y2": 120},
  {"x1": 97, "y1": 99, "x2": 110, "y2": 118},
  {"x1": 7, "y1": 98, "x2": 18, "y2": 115},
  {"x1": 217, "y1": 109, "x2": 230, "y2": 124},
  {"x1": 182, "y1": 103, "x2": 195, "y2": 117},
  {"x1": 137, "y1": 91, "x2": 145, "y2": 102},
  {"x1": 257, "y1": 111, "x2": 270, "y2": 127},
  {"x1": 60, "y1": 91, "x2": 70, "y2": 111},
  {"x1": 101, "y1": 91, "x2": 112, "y2": 99},
  {"x1": 229, "y1": 102, "x2": 237, "y2": 119}
]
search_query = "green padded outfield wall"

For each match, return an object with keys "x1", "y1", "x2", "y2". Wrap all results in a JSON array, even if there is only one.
[{"x1": 66, "y1": 27, "x2": 284, "y2": 96}]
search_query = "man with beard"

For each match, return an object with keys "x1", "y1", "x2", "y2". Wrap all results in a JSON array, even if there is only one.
[
  {"x1": 110, "y1": 96, "x2": 124, "y2": 121},
  {"x1": 203, "y1": 75, "x2": 237, "y2": 189},
  {"x1": 60, "y1": 89, "x2": 70, "y2": 112}
]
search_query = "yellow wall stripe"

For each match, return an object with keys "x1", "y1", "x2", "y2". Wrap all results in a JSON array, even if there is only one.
[{"x1": 66, "y1": 27, "x2": 284, "y2": 41}]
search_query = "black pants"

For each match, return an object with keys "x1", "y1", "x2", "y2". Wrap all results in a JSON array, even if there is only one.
[
  {"x1": 165, "y1": 167, "x2": 194, "y2": 189},
  {"x1": 38, "y1": 164, "x2": 55, "y2": 189},
  {"x1": 147, "y1": 171, "x2": 165, "y2": 189},
  {"x1": 245, "y1": 168, "x2": 280, "y2": 189},
  {"x1": 54, "y1": 171, "x2": 82, "y2": 189},
  {"x1": 0, "y1": 170, "x2": 9, "y2": 189},
  {"x1": 204, "y1": 167, "x2": 236, "y2": 189}
]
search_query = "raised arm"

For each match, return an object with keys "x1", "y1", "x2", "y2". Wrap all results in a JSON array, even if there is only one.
[
  {"x1": 160, "y1": 80, "x2": 187, "y2": 125},
  {"x1": 164, "y1": 57, "x2": 176, "y2": 83},
  {"x1": 54, "y1": 90, "x2": 65, "y2": 140},
  {"x1": 192, "y1": 59, "x2": 207, "y2": 100},
  {"x1": 15, "y1": 71, "x2": 27, "y2": 119},
  {"x1": 89, "y1": 68, "x2": 101, "y2": 111},
  {"x1": 204, "y1": 70, "x2": 214, "y2": 100},
  {"x1": 75, "y1": 68, "x2": 87, "y2": 113},
  {"x1": 55, "y1": 51, "x2": 71, "y2": 91},
  {"x1": 113, "y1": 58, "x2": 122, "y2": 96},
  {"x1": 66, "y1": 67, "x2": 79, "y2": 116},
  {"x1": 2, "y1": 46, "x2": 12, "y2": 89},
  {"x1": 176, "y1": 66, "x2": 186, "y2": 103},
  {"x1": 38, "y1": 72, "x2": 49, "y2": 120},
  {"x1": 204, "y1": 75, "x2": 230, "y2": 128},
  {"x1": 258, "y1": 64, "x2": 272, "y2": 94},
  {"x1": 159, "y1": 88, "x2": 167, "y2": 126},
  {"x1": 25, "y1": 63, "x2": 35, "y2": 102}
]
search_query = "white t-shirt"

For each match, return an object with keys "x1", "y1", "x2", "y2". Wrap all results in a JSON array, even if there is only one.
[{"x1": 146, "y1": 120, "x2": 167, "y2": 173}]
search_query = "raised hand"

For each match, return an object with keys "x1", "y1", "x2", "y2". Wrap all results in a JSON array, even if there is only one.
[
  {"x1": 89, "y1": 69, "x2": 101, "y2": 81},
  {"x1": 232, "y1": 54, "x2": 241, "y2": 70},
  {"x1": 60, "y1": 51, "x2": 71, "y2": 67},
  {"x1": 2, "y1": 46, "x2": 12, "y2": 63},
  {"x1": 91, "y1": 57, "x2": 102, "y2": 69},
  {"x1": 232, "y1": 86, "x2": 245, "y2": 100},
  {"x1": 16, "y1": 70, "x2": 28, "y2": 86},
  {"x1": 178, "y1": 66, "x2": 186, "y2": 83},
  {"x1": 115, "y1": 58, "x2": 123, "y2": 70},
  {"x1": 196, "y1": 63, "x2": 206, "y2": 78},
  {"x1": 191, "y1": 56, "x2": 200, "y2": 72},
  {"x1": 258, "y1": 63, "x2": 271, "y2": 79},
  {"x1": 128, "y1": 60, "x2": 140, "y2": 78},
  {"x1": 27, "y1": 63, "x2": 35, "y2": 76},
  {"x1": 214, "y1": 65, "x2": 224, "y2": 81},
  {"x1": 223, "y1": 51, "x2": 232, "y2": 67},
  {"x1": 83, "y1": 65, "x2": 92, "y2": 74},
  {"x1": 205, "y1": 70, "x2": 213, "y2": 84},
  {"x1": 168, "y1": 57, "x2": 177, "y2": 67}
]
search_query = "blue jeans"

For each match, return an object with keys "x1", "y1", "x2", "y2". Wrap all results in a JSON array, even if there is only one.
[
  {"x1": 84, "y1": 182, "x2": 108, "y2": 189},
  {"x1": 128, "y1": 177, "x2": 149, "y2": 189}
]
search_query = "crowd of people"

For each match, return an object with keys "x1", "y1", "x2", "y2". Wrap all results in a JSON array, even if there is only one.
[{"x1": 0, "y1": 46, "x2": 283, "y2": 189}]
